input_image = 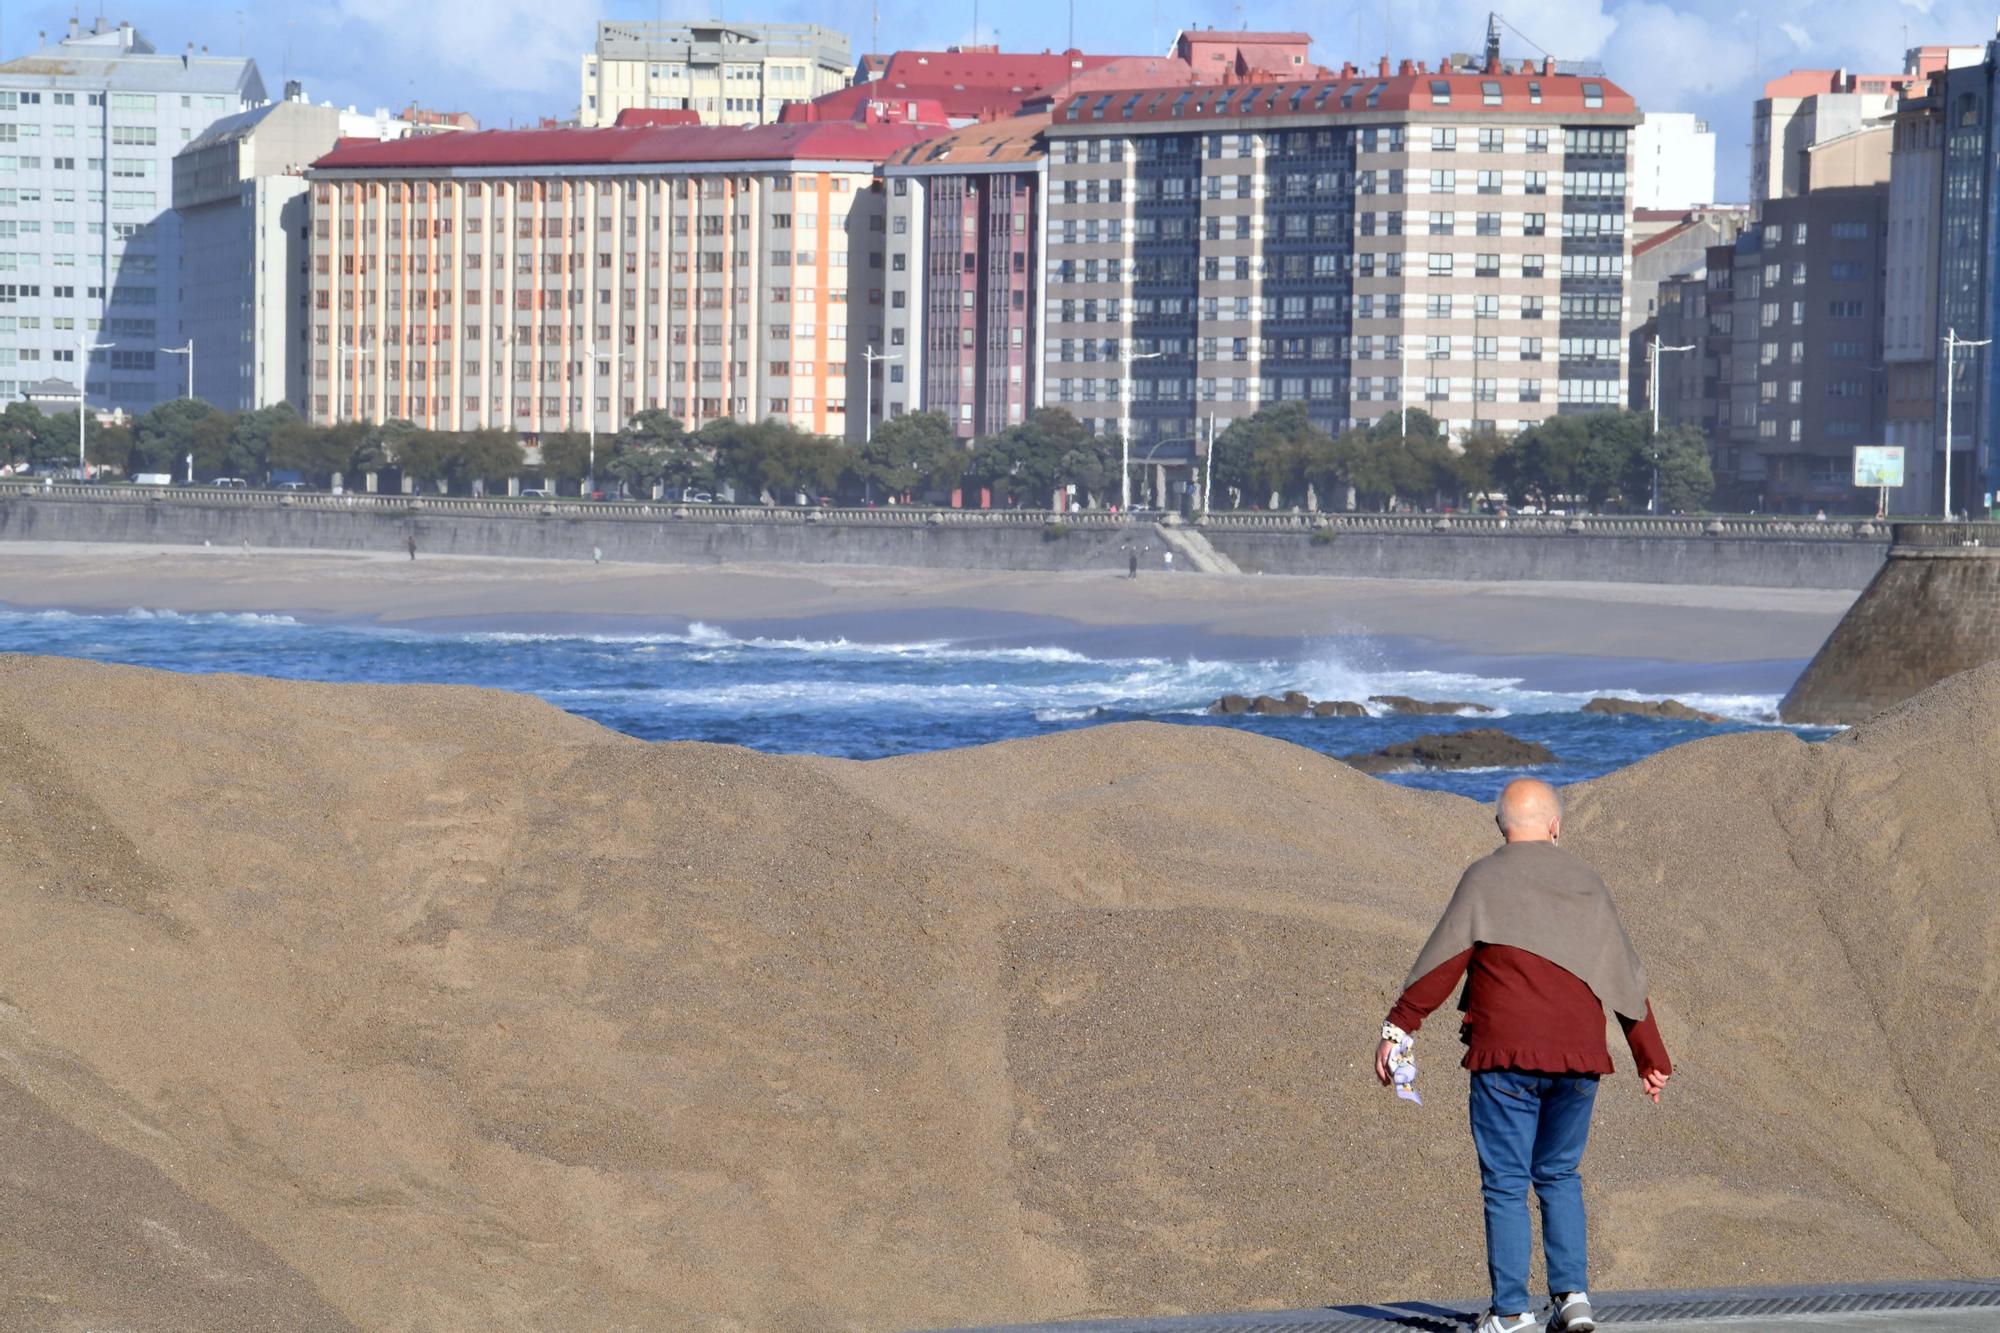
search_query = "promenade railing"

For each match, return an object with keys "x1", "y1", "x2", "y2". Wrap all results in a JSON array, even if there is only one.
[{"x1": 0, "y1": 481, "x2": 1896, "y2": 540}]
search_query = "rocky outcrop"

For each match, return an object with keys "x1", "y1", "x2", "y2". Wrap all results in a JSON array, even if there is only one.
[
  {"x1": 1581, "y1": 697, "x2": 1726, "y2": 724},
  {"x1": 1210, "y1": 692, "x2": 1366, "y2": 717},
  {"x1": 1343, "y1": 729, "x2": 1557, "y2": 774},
  {"x1": 1368, "y1": 694, "x2": 1494, "y2": 716}
]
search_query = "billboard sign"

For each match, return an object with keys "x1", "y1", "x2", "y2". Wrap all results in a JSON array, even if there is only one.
[{"x1": 1853, "y1": 446, "x2": 1905, "y2": 488}]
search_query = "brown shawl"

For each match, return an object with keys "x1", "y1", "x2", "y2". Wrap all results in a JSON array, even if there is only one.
[{"x1": 1402, "y1": 840, "x2": 1650, "y2": 1021}]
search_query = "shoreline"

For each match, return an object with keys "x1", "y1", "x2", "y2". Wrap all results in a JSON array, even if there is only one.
[{"x1": 0, "y1": 540, "x2": 1852, "y2": 674}]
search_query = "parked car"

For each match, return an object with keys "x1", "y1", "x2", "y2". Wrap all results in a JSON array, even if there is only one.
[
  {"x1": 131, "y1": 472, "x2": 174, "y2": 487},
  {"x1": 519, "y1": 487, "x2": 551, "y2": 498},
  {"x1": 209, "y1": 477, "x2": 249, "y2": 489},
  {"x1": 275, "y1": 481, "x2": 310, "y2": 493}
]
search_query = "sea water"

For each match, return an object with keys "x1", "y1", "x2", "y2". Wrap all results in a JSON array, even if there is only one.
[{"x1": 0, "y1": 606, "x2": 1832, "y2": 799}]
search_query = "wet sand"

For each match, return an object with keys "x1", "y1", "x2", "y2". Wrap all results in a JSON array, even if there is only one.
[{"x1": 0, "y1": 541, "x2": 1854, "y2": 664}]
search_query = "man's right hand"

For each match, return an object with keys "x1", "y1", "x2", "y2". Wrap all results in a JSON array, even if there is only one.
[
  {"x1": 1375, "y1": 1038, "x2": 1395, "y2": 1086},
  {"x1": 1641, "y1": 1068, "x2": 1670, "y2": 1104}
]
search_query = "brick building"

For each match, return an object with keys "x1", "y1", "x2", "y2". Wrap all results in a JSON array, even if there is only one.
[
  {"x1": 303, "y1": 103, "x2": 947, "y2": 441},
  {"x1": 880, "y1": 117, "x2": 1048, "y2": 437}
]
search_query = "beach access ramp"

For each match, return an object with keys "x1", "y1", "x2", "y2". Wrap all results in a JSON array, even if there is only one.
[{"x1": 1156, "y1": 521, "x2": 1241, "y2": 574}]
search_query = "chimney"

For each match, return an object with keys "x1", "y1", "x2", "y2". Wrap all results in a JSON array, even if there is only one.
[
  {"x1": 1542, "y1": 56, "x2": 1554, "y2": 76},
  {"x1": 284, "y1": 79, "x2": 304, "y2": 102},
  {"x1": 1377, "y1": 56, "x2": 1389, "y2": 77},
  {"x1": 93, "y1": 16, "x2": 109, "y2": 35},
  {"x1": 1484, "y1": 12, "x2": 1502, "y2": 73},
  {"x1": 66, "y1": 17, "x2": 79, "y2": 39}
]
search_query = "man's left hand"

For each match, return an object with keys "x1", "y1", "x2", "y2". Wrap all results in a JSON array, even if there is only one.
[{"x1": 1641, "y1": 1068, "x2": 1670, "y2": 1103}]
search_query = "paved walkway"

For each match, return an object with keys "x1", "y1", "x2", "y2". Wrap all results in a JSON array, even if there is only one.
[{"x1": 917, "y1": 1280, "x2": 2000, "y2": 1332}]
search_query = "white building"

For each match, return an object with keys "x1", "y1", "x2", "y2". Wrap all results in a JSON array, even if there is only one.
[
  {"x1": 579, "y1": 21, "x2": 851, "y2": 128},
  {"x1": 0, "y1": 17, "x2": 263, "y2": 413},
  {"x1": 173, "y1": 92, "x2": 347, "y2": 413},
  {"x1": 1629, "y1": 112, "x2": 1717, "y2": 211}
]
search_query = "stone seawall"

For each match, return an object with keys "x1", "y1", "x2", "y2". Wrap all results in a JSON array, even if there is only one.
[
  {"x1": 0, "y1": 489, "x2": 1890, "y2": 589},
  {"x1": 1205, "y1": 529, "x2": 1884, "y2": 589},
  {"x1": 1780, "y1": 523, "x2": 2000, "y2": 724}
]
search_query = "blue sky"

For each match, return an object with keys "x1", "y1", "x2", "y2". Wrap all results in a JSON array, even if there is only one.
[{"x1": 10, "y1": 1, "x2": 1995, "y2": 201}]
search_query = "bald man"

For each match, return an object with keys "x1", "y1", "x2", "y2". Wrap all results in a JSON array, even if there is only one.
[{"x1": 1376, "y1": 779, "x2": 1670, "y2": 1333}]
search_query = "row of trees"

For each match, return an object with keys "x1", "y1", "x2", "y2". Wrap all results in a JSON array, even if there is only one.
[
  {"x1": 1211, "y1": 403, "x2": 1715, "y2": 513},
  {"x1": 2, "y1": 393, "x2": 1713, "y2": 512}
]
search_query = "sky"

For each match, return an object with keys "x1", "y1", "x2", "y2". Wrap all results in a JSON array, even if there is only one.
[{"x1": 7, "y1": 0, "x2": 1995, "y2": 201}]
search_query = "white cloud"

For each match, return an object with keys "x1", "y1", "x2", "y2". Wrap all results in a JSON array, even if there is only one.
[{"x1": 330, "y1": 0, "x2": 600, "y2": 111}]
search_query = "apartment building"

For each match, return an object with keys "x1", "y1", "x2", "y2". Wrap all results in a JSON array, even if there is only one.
[
  {"x1": 304, "y1": 104, "x2": 946, "y2": 441},
  {"x1": 881, "y1": 117, "x2": 1048, "y2": 437},
  {"x1": 1036, "y1": 58, "x2": 1640, "y2": 447},
  {"x1": 0, "y1": 17, "x2": 263, "y2": 413},
  {"x1": 579, "y1": 21, "x2": 850, "y2": 128},
  {"x1": 1752, "y1": 49, "x2": 1979, "y2": 202},
  {"x1": 1629, "y1": 112, "x2": 1716, "y2": 210},
  {"x1": 175, "y1": 94, "x2": 346, "y2": 412},
  {"x1": 1884, "y1": 80, "x2": 1943, "y2": 513}
]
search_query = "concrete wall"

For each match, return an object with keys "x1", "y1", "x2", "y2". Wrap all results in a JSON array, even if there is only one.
[
  {"x1": 1207, "y1": 528, "x2": 1885, "y2": 589},
  {"x1": 0, "y1": 496, "x2": 1151, "y2": 573},
  {"x1": 1780, "y1": 523, "x2": 2000, "y2": 723},
  {"x1": 0, "y1": 493, "x2": 1892, "y2": 587}
]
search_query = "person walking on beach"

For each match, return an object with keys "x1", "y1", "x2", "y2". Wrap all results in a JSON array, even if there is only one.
[
  {"x1": 1127, "y1": 550, "x2": 1139, "y2": 579},
  {"x1": 1376, "y1": 778, "x2": 1670, "y2": 1333},
  {"x1": 407, "y1": 533, "x2": 418, "y2": 561}
]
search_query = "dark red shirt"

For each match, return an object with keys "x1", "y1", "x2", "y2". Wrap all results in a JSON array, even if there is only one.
[{"x1": 1387, "y1": 943, "x2": 1671, "y2": 1077}]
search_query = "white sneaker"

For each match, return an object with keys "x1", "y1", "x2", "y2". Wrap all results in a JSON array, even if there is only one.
[
  {"x1": 1475, "y1": 1312, "x2": 1540, "y2": 1333},
  {"x1": 1548, "y1": 1291, "x2": 1596, "y2": 1332}
]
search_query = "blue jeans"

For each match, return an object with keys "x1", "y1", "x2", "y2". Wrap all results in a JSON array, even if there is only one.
[{"x1": 1468, "y1": 1069, "x2": 1599, "y2": 1316}]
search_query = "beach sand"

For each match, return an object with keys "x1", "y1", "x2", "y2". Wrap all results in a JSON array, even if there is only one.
[
  {"x1": 0, "y1": 652, "x2": 1994, "y2": 1331},
  {"x1": 0, "y1": 540, "x2": 1854, "y2": 664}
]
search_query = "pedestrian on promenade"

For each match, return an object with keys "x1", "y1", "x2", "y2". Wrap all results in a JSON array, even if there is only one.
[
  {"x1": 407, "y1": 533, "x2": 418, "y2": 561},
  {"x1": 1127, "y1": 550, "x2": 1139, "y2": 579},
  {"x1": 1376, "y1": 778, "x2": 1670, "y2": 1333},
  {"x1": 1163, "y1": 550, "x2": 1175, "y2": 574}
]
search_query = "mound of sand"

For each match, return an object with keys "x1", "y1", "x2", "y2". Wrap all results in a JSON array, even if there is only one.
[{"x1": 0, "y1": 652, "x2": 1996, "y2": 1332}]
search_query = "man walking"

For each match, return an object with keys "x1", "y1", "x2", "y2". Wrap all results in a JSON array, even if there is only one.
[{"x1": 1376, "y1": 778, "x2": 1670, "y2": 1333}]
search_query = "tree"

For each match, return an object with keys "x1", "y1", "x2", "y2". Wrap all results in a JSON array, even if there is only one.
[
  {"x1": 1207, "y1": 402, "x2": 1331, "y2": 508},
  {"x1": 1640, "y1": 424, "x2": 1715, "y2": 513},
  {"x1": 267, "y1": 419, "x2": 358, "y2": 486},
  {"x1": 968, "y1": 409, "x2": 1105, "y2": 507},
  {"x1": 130, "y1": 398, "x2": 230, "y2": 476},
  {"x1": 455, "y1": 429, "x2": 526, "y2": 489},
  {"x1": 611, "y1": 410, "x2": 709, "y2": 495},
  {"x1": 0, "y1": 402, "x2": 49, "y2": 466},
  {"x1": 708, "y1": 419, "x2": 849, "y2": 502},
  {"x1": 851, "y1": 410, "x2": 962, "y2": 500},
  {"x1": 537, "y1": 431, "x2": 592, "y2": 485},
  {"x1": 230, "y1": 402, "x2": 304, "y2": 480}
]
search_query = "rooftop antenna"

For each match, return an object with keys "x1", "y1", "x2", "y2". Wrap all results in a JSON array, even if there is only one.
[
  {"x1": 1484, "y1": 11, "x2": 1501, "y2": 70},
  {"x1": 1067, "y1": 0, "x2": 1074, "y2": 52},
  {"x1": 874, "y1": 0, "x2": 881, "y2": 58}
]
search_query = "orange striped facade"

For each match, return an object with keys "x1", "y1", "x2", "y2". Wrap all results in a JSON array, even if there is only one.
[{"x1": 305, "y1": 165, "x2": 883, "y2": 440}]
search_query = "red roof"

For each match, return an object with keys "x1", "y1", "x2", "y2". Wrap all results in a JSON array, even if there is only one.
[
  {"x1": 811, "y1": 47, "x2": 1141, "y2": 122},
  {"x1": 613, "y1": 107, "x2": 702, "y2": 128},
  {"x1": 1051, "y1": 65, "x2": 1638, "y2": 127},
  {"x1": 1761, "y1": 68, "x2": 1916, "y2": 99},
  {"x1": 311, "y1": 113, "x2": 948, "y2": 172},
  {"x1": 1181, "y1": 30, "x2": 1311, "y2": 45}
]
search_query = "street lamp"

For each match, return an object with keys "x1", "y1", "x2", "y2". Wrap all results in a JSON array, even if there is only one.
[
  {"x1": 1648, "y1": 334, "x2": 1696, "y2": 513},
  {"x1": 1119, "y1": 345, "x2": 1163, "y2": 512},
  {"x1": 860, "y1": 343, "x2": 900, "y2": 444},
  {"x1": 160, "y1": 338, "x2": 193, "y2": 401},
  {"x1": 1941, "y1": 326, "x2": 1991, "y2": 520},
  {"x1": 76, "y1": 333, "x2": 114, "y2": 480}
]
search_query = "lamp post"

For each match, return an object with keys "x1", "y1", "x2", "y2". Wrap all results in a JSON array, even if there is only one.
[
  {"x1": 1941, "y1": 326, "x2": 1991, "y2": 519},
  {"x1": 76, "y1": 333, "x2": 114, "y2": 480},
  {"x1": 1119, "y1": 346, "x2": 1163, "y2": 512},
  {"x1": 1648, "y1": 334, "x2": 1696, "y2": 513},
  {"x1": 160, "y1": 338, "x2": 193, "y2": 401},
  {"x1": 860, "y1": 343, "x2": 900, "y2": 444}
]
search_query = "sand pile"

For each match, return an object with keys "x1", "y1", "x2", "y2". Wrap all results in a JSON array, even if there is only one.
[{"x1": 0, "y1": 653, "x2": 1996, "y2": 1332}]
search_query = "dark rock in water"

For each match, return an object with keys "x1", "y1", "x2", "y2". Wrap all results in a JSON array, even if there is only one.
[
  {"x1": 1580, "y1": 696, "x2": 1726, "y2": 725},
  {"x1": 1343, "y1": 729, "x2": 1557, "y2": 775},
  {"x1": 1312, "y1": 700, "x2": 1368, "y2": 717},
  {"x1": 1211, "y1": 694, "x2": 1253, "y2": 716},
  {"x1": 1368, "y1": 694, "x2": 1495, "y2": 716},
  {"x1": 1249, "y1": 693, "x2": 1309, "y2": 716}
]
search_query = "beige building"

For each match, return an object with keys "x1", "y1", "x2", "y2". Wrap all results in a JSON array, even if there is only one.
[
  {"x1": 304, "y1": 109, "x2": 944, "y2": 441},
  {"x1": 1040, "y1": 60, "x2": 1640, "y2": 448},
  {"x1": 579, "y1": 21, "x2": 850, "y2": 128}
]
